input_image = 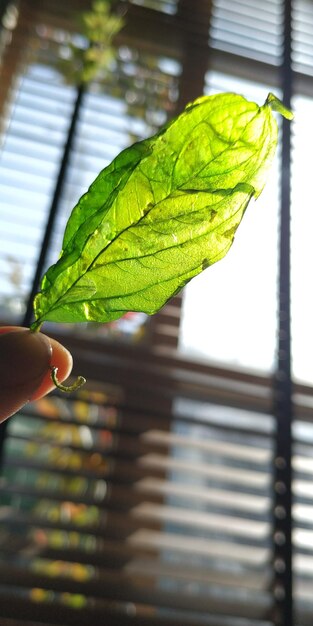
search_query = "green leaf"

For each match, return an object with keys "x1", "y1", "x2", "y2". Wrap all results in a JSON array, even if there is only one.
[{"x1": 32, "y1": 92, "x2": 291, "y2": 330}]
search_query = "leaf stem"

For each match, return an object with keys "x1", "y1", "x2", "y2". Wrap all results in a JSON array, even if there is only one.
[
  {"x1": 30, "y1": 320, "x2": 43, "y2": 333},
  {"x1": 50, "y1": 366, "x2": 86, "y2": 393}
]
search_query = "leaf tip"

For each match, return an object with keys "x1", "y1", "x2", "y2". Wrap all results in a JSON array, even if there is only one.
[{"x1": 265, "y1": 92, "x2": 294, "y2": 120}]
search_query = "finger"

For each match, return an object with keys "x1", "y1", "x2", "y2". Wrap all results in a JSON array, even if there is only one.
[{"x1": 0, "y1": 327, "x2": 72, "y2": 422}]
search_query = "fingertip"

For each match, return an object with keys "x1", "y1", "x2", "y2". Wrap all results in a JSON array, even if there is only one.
[
  {"x1": 0, "y1": 326, "x2": 74, "y2": 419},
  {"x1": 0, "y1": 327, "x2": 52, "y2": 421}
]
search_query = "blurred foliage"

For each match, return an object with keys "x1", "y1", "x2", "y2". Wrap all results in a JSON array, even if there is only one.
[
  {"x1": 55, "y1": 1, "x2": 178, "y2": 132},
  {"x1": 31, "y1": 557, "x2": 95, "y2": 582},
  {"x1": 30, "y1": 587, "x2": 88, "y2": 608},
  {"x1": 58, "y1": 0, "x2": 125, "y2": 85}
]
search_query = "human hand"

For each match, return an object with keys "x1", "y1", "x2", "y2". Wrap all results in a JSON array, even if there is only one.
[{"x1": 0, "y1": 326, "x2": 73, "y2": 422}]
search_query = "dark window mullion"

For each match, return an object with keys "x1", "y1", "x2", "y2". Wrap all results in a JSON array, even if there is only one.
[{"x1": 273, "y1": 0, "x2": 293, "y2": 624}]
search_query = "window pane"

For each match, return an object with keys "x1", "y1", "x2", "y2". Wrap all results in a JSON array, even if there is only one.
[
  {"x1": 291, "y1": 94, "x2": 313, "y2": 385},
  {"x1": 179, "y1": 73, "x2": 280, "y2": 374}
]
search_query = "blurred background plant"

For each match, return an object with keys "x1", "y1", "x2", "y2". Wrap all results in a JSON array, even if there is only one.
[{"x1": 57, "y1": 0, "x2": 125, "y2": 85}]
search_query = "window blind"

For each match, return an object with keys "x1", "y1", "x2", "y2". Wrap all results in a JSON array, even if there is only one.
[
  {"x1": 294, "y1": 414, "x2": 313, "y2": 625},
  {"x1": 123, "y1": 0, "x2": 178, "y2": 15},
  {"x1": 1, "y1": 336, "x2": 312, "y2": 625},
  {"x1": 1, "y1": 1, "x2": 313, "y2": 626},
  {"x1": 293, "y1": 0, "x2": 313, "y2": 77},
  {"x1": 210, "y1": 0, "x2": 283, "y2": 65},
  {"x1": 0, "y1": 342, "x2": 276, "y2": 626}
]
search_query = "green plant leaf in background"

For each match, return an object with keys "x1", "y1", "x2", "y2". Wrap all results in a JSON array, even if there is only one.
[
  {"x1": 57, "y1": 0, "x2": 125, "y2": 85},
  {"x1": 31, "y1": 92, "x2": 293, "y2": 331}
]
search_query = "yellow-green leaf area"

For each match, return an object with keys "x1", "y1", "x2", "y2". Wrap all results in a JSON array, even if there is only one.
[{"x1": 32, "y1": 92, "x2": 288, "y2": 329}]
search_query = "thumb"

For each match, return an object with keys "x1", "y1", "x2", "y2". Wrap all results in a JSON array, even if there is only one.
[{"x1": 0, "y1": 327, "x2": 72, "y2": 422}]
